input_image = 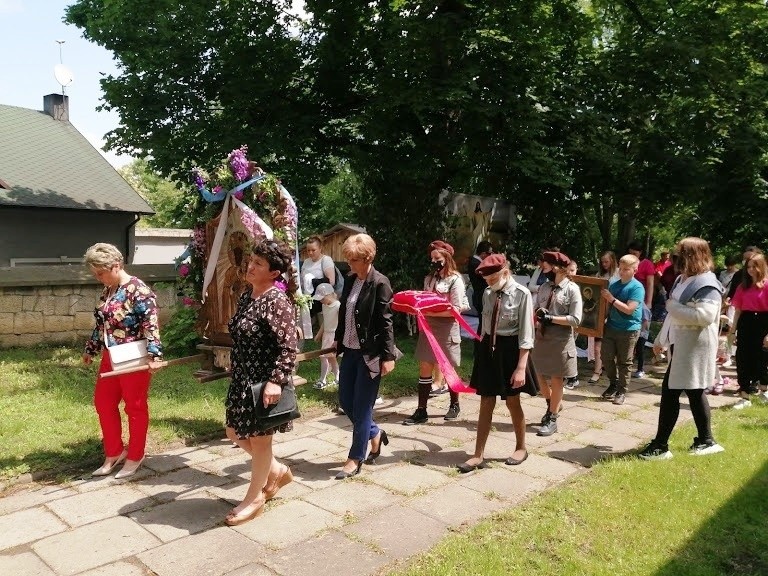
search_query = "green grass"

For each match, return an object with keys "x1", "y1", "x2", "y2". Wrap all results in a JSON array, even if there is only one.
[
  {"x1": 0, "y1": 334, "x2": 470, "y2": 483},
  {"x1": 390, "y1": 407, "x2": 768, "y2": 576}
]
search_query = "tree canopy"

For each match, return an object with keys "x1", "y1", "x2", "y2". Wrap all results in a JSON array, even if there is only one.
[{"x1": 67, "y1": 0, "x2": 768, "y2": 283}]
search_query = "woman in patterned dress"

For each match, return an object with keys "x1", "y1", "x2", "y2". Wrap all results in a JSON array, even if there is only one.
[
  {"x1": 224, "y1": 239, "x2": 298, "y2": 525},
  {"x1": 83, "y1": 243, "x2": 164, "y2": 479}
]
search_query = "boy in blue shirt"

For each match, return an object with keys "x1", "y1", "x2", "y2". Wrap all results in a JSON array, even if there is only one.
[
  {"x1": 632, "y1": 303, "x2": 652, "y2": 378},
  {"x1": 599, "y1": 254, "x2": 645, "y2": 404}
]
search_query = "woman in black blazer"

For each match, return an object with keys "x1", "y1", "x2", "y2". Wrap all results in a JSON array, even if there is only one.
[{"x1": 333, "y1": 234, "x2": 397, "y2": 479}]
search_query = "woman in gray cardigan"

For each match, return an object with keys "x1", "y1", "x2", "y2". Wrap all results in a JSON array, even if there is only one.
[{"x1": 640, "y1": 237, "x2": 724, "y2": 460}]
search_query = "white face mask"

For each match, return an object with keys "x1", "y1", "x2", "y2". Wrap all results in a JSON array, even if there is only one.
[{"x1": 490, "y1": 275, "x2": 507, "y2": 292}]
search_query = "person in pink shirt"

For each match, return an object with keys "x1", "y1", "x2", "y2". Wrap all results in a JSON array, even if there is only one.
[
  {"x1": 729, "y1": 253, "x2": 768, "y2": 408},
  {"x1": 655, "y1": 251, "x2": 672, "y2": 275},
  {"x1": 627, "y1": 241, "x2": 655, "y2": 308}
]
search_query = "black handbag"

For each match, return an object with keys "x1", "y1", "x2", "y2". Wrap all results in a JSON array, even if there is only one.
[{"x1": 250, "y1": 380, "x2": 301, "y2": 432}]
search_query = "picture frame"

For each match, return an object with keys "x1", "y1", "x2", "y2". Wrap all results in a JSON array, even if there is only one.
[{"x1": 573, "y1": 275, "x2": 609, "y2": 338}]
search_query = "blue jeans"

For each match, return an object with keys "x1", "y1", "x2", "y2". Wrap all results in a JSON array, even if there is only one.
[{"x1": 338, "y1": 349, "x2": 381, "y2": 461}]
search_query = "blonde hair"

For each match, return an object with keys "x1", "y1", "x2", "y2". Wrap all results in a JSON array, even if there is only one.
[
  {"x1": 342, "y1": 233, "x2": 376, "y2": 262},
  {"x1": 599, "y1": 251, "x2": 618, "y2": 277},
  {"x1": 676, "y1": 237, "x2": 713, "y2": 277},
  {"x1": 619, "y1": 254, "x2": 639, "y2": 268},
  {"x1": 84, "y1": 243, "x2": 124, "y2": 270}
]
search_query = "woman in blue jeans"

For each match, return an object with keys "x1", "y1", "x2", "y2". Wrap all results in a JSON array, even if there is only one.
[{"x1": 333, "y1": 233, "x2": 397, "y2": 479}]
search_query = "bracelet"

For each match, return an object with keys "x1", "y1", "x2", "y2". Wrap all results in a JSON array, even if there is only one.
[{"x1": 612, "y1": 299, "x2": 618, "y2": 306}]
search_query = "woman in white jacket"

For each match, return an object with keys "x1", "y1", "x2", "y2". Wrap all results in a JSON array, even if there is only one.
[{"x1": 640, "y1": 237, "x2": 724, "y2": 460}]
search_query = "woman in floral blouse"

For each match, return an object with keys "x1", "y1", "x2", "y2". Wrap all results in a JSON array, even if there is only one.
[
  {"x1": 83, "y1": 243, "x2": 163, "y2": 479},
  {"x1": 224, "y1": 238, "x2": 298, "y2": 525}
]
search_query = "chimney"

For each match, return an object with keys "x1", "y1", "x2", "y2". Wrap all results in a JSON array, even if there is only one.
[{"x1": 43, "y1": 93, "x2": 69, "y2": 122}]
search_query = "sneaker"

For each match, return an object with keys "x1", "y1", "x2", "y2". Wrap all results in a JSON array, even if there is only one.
[
  {"x1": 601, "y1": 382, "x2": 618, "y2": 399},
  {"x1": 721, "y1": 359, "x2": 732, "y2": 368},
  {"x1": 403, "y1": 408, "x2": 428, "y2": 425},
  {"x1": 313, "y1": 380, "x2": 328, "y2": 390},
  {"x1": 374, "y1": 396, "x2": 384, "y2": 406},
  {"x1": 733, "y1": 398, "x2": 752, "y2": 410},
  {"x1": 444, "y1": 403, "x2": 461, "y2": 421},
  {"x1": 612, "y1": 393, "x2": 625, "y2": 405},
  {"x1": 564, "y1": 377, "x2": 580, "y2": 390},
  {"x1": 540, "y1": 409, "x2": 552, "y2": 425},
  {"x1": 588, "y1": 373, "x2": 601, "y2": 384},
  {"x1": 631, "y1": 370, "x2": 645, "y2": 378},
  {"x1": 428, "y1": 385, "x2": 448, "y2": 397},
  {"x1": 638, "y1": 441, "x2": 673, "y2": 460},
  {"x1": 537, "y1": 415, "x2": 558, "y2": 436},
  {"x1": 689, "y1": 437, "x2": 725, "y2": 456},
  {"x1": 760, "y1": 391, "x2": 768, "y2": 404}
]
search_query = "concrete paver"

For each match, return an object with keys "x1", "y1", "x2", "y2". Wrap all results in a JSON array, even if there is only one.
[
  {"x1": 137, "y1": 527, "x2": 266, "y2": 576},
  {"x1": 33, "y1": 516, "x2": 161, "y2": 575},
  {"x1": 0, "y1": 507, "x2": 68, "y2": 549},
  {"x1": 0, "y1": 373, "x2": 740, "y2": 576}
]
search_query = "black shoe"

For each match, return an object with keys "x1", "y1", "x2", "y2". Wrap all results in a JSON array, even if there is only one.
[
  {"x1": 638, "y1": 441, "x2": 672, "y2": 460},
  {"x1": 537, "y1": 415, "x2": 558, "y2": 437},
  {"x1": 403, "y1": 408, "x2": 428, "y2": 426},
  {"x1": 334, "y1": 460, "x2": 362, "y2": 479},
  {"x1": 540, "y1": 409, "x2": 552, "y2": 425},
  {"x1": 564, "y1": 377, "x2": 580, "y2": 390},
  {"x1": 612, "y1": 393, "x2": 625, "y2": 405},
  {"x1": 505, "y1": 451, "x2": 529, "y2": 465},
  {"x1": 457, "y1": 460, "x2": 488, "y2": 473},
  {"x1": 444, "y1": 403, "x2": 461, "y2": 421},
  {"x1": 364, "y1": 430, "x2": 389, "y2": 464},
  {"x1": 428, "y1": 385, "x2": 448, "y2": 397},
  {"x1": 601, "y1": 382, "x2": 618, "y2": 399}
]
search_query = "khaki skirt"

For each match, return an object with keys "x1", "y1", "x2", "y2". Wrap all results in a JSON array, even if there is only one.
[
  {"x1": 415, "y1": 316, "x2": 461, "y2": 367},
  {"x1": 531, "y1": 325, "x2": 577, "y2": 379}
]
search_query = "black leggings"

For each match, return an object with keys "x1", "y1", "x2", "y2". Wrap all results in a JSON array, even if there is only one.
[
  {"x1": 735, "y1": 311, "x2": 768, "y2": 392},
  {"x1": 655, "y1": 354, "x2": 713, "y2": 446}
]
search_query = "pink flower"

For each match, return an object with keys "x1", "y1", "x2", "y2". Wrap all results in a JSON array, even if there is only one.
[
  {"x1": 178, "y1": 264, "x2": 190, "y2": 277},
  {"x1": 213, "y1": 185, "x2": 223, "y2": 194},
  {"x1": 228, "y1": 145, "x2": 250, "y2": 181},
  {"x1": 182, "y1": 296, "x2": 196, "y2": 307},
  {"x1": 233, "y1": 189, "x2": 244, "y2": 200},
  {"x1": 274, "y1": 280, "x2": 287, "y2": 292}
]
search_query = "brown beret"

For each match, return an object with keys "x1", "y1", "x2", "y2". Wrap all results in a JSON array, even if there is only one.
[
  {"x1": 428, "y1": 240, "x2": 454, "y2": 256},
  {"x1": 476, "y1": 253, "x2": 508, "y2": 276},
  {"x1": 541, "y1": 251, "x2": 571, "y2": 267}
]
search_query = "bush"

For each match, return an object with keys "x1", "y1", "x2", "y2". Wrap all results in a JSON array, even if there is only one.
[{"x1": 161, "y1": 306, "x2": 200, "y2": 357}]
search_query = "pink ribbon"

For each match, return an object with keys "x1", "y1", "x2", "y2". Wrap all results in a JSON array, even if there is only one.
[{"x1": 416, "y1": 310, "x2": 479, "y2": 394}]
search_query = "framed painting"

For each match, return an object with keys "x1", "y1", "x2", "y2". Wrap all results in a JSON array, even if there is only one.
[{"x1": 573, "y1": 275, "x2": 609, "y2": 337}]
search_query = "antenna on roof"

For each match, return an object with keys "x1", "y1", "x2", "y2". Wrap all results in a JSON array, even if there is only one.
[{"x1": 53, "y1": 40, "x2": 74, "y2": 95}]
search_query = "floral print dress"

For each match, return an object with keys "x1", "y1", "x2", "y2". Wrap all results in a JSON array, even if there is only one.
[
  {"x1": 84, "y1": 277, "x2": 163, "y2": 359},
  {"x1": 226, "y1": 288, "x2": 298, "y2": 438}
]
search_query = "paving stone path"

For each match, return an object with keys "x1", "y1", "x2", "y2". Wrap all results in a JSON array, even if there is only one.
[{"x1": 0, "y1": 366, "x2": 739, "y2": 576}]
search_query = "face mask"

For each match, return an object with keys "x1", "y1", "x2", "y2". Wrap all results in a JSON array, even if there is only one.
[
  {"x1": 490, "y1": 276, "x2": 507, "y2": 292},
  {"x1": 545, "y1": 271, "x2": 556, "y2": 281},
  {"x1": 430, "y1": 260, "x2": 445, "y2": 273}
]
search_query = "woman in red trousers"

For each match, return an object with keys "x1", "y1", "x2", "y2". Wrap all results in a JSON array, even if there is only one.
[{"x1": 82, "y1": 243, "x2": 164, "y2": 479}]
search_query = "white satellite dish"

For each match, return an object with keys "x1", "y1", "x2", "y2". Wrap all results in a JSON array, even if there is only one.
[{"x1": 54, "y1": 64, "x2": 74, "y2": 87}]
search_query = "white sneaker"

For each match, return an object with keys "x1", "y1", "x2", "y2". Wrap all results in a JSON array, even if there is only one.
[
  {"x1": 689, "y1": 440, "x2": 725, "y2": 456},
  {"x1": 760, "y1": 391, "x2": 768, "y2": 404},
  {"x1": 721, "y1": 359, "x2": 732, "y2": 368},
  {"x1": 374, "y1": 396, "x2": 384, "y2": 406},
  {"x1": 733, "y1": 398, "x2": 752, "y2": 410},
  {"x1": 632, "y1": 370, "x2": 645, "y2": 378}
]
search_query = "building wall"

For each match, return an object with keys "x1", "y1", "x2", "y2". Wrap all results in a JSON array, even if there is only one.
[
  {"x1": 0, "y1": 264, "x2": 177, "y2": 348},
  {"x1": 133, "y1": 228, "x2": 192, "y2": 264},
  {"x1": 0, "y1": 207, "x2": 139, "y2": 267}
]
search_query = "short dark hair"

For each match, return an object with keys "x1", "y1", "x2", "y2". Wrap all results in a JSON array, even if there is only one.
[
  {"x1": 475, "y1": 241, "x2": 493, "y2": 255},
  {"x1": 251, "y1": 239, "x2": 293, "y2": 274},
  {"x1": 725, "y1": 253, "x2": 741, "y2": 267},
  {"x1": 627, "y1": 240, "x2": 644, "y2": 254},
  {"x1": 743, "y1": 245, "x2": 761, "y2": 254}
]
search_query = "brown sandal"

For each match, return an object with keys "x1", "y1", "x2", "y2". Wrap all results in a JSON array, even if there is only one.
[{"x1": 263, "y1": 465, "x2": 293, "y2": 500}]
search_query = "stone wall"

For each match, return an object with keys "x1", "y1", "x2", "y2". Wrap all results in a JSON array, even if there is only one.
[{"x1": 0, "y1": 265, "x2": 177, "y2": 348}]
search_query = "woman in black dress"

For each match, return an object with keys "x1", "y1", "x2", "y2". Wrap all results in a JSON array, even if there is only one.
[
  {"x1": 459, "y1": 254, "x2": 538, "y2": 472},
  {"x1": 224, "y1": 239, "x2": 298, "y2": 525}
]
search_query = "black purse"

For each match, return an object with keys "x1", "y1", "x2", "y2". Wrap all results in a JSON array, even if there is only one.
[{"x1": 250, "y1": 380, "x2": 301, "y2": 432}]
